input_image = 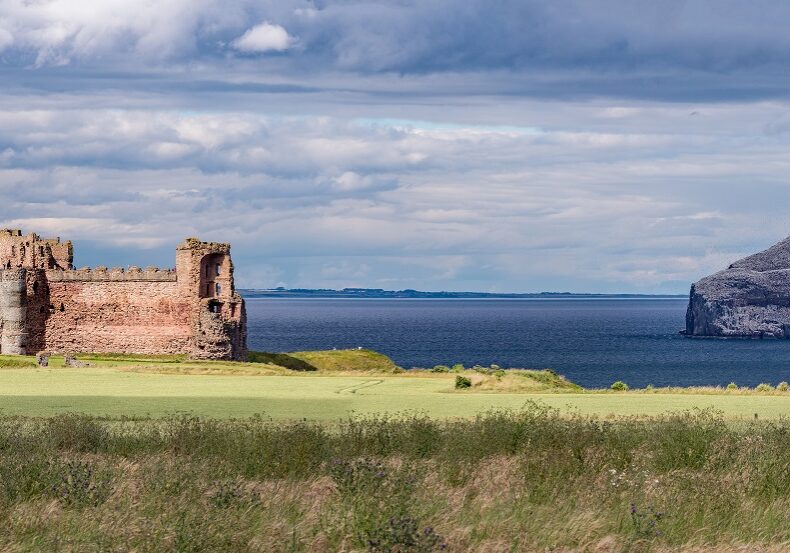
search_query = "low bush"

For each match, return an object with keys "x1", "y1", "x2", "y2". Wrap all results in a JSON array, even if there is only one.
[
  {"x1": 48, "y1": 459, "x2": 112, "y2": 507},
  {"x1": 727, "y1": 382, "x2": 738, "y2": 390},
  {"x1": 610, "y1": 381, "x2": 629, "y2": 391},
  {"x1": 755, "y1": 383, "x2": 775, "y2": 392},
  {"x1": 206, "y1": 479, "x2": 255, "y2": 508},
  {"x1": 430, "y1": 365, "x2": 450, "y2": 373},
  {"x1": 778, "y1": 381, "x2": 789, "y2": 391},
  {"x1": 454, "y1": 375, "x2": 472, "y2": 389}
]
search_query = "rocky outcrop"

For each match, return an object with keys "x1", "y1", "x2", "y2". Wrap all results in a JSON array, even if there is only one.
[{"x1": 686, "y1": 235, "x2": 790, "y2": 338}]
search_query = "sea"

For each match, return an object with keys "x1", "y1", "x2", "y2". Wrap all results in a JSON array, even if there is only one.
[{"x1": 245, "y1": 297, "x2": 790, "y2": 389}]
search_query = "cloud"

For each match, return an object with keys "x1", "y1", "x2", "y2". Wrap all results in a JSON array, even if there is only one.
[
  {"x1": 231, "y1": 22, "x2": 292, "y2": 53},
  {"x1": 1, "y1": 1, "x2": 790, "y2": 101},
  {"x1": 2, "y1": 2, "x2": 790, "y2": 292},
  {"x1": 0, "y1": 27, "x2": 12, "y2": 51},
  {"x1": 0, "y1": 0, "x2": 255, "y2": 65},
  {"x1": 0, "y1": 104, "x2": 789, "y2": 291}
]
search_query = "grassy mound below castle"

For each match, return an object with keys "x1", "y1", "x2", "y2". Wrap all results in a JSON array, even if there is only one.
[{"x1": 248, "y1": 348, "x2": 401, "y2": 373}]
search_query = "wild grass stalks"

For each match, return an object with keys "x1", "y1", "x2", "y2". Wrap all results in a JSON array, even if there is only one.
[{"x1": 0, "y1": 406, "x2": 787, "y2": 550}]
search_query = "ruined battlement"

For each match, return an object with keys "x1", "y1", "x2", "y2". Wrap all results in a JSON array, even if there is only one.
[
  {"x1": 0, "y1": 229, "x2": 72, "y2": 270},
  {"x1": 46, "y1": 267, "x2": 178, "y2": 282},
  {"x1": 0, "y1": 230, "x2": 246, "y2": 360},
  {"x1": 177, "y1": 237, "x2": 231, "y2": 252}
]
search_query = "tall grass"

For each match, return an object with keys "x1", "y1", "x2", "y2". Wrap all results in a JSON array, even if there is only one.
[{"x1": 0, "y1": 406, "x2": 788, "y2": 550}]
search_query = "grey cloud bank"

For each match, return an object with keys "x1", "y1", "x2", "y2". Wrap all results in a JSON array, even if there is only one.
[{"x1": 1, "y1": 1, "x2": 790, "y2": 292}]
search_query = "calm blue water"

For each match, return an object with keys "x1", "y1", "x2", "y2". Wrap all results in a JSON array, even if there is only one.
[{"x1": 245, "y1": 298, "x2": 790, "y2": 388}]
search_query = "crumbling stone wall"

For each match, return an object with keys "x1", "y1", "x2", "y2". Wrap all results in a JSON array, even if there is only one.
[
  {"x1": 176, "y1": 238, "x2": 247, "y2": 360},
  {"x1": 0, "y1": 230, "x2": 246, "y2": 360},
  {"x1": 0, "y1": 229, "x2": 72, "y2": 270},
  {"x1": 42, "y1": 278, "x2": 193, "y2": 355}
]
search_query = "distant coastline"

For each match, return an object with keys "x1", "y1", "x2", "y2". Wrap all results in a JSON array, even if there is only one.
[{"x1": 240, "y1": 287, "x2": 686, "y2": 299}]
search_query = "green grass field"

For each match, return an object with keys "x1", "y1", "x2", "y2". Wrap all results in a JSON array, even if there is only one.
[
  {"x1": 2, "y1": 361, "x2": 790, "y2": 419},
  {"x1": 4, "y1": 352, "x2": 790, "y2": 550}
]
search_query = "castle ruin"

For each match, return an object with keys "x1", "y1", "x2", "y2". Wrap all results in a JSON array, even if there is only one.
[{"x1": 0, "y1": 230, "x2": 247, "y2": 360}]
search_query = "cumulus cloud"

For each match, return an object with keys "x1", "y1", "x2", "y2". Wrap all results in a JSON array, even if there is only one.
[
  {"x1": 0, "y1": 0, "x2": 260, "y2": 65},
  {"x1": 0, "y1": 27, "x2": 12, "y2": 51},
  {"x1": 231, "y1": 22, "x2": 292, "y2": 53}
]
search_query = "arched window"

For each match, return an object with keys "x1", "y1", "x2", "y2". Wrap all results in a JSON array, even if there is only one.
[{"x1": 215, "y1": 283, "x2": 222, "y2": 296}]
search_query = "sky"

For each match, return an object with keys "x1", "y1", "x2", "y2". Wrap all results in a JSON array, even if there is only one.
[{"x1": 2, "y1": 1, "x2": 790, "y2": 293}]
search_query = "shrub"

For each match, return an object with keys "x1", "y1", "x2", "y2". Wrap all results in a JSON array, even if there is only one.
[
  {"x1": 329, "y1": 459, "x2": 436, "y2": 551},
  {"x1": 48, "y1": 459, "x2": 112, "y2": 507},
  {"x1": 611, "y1": 381, "x2": 629, "y2": 391},
  {"x1": 430, "y1": 365, "x2": 450, "y2": 373},
  {"x1": 207, "y1": 479, "x2": 254, "y2": 508},
  {"x1": 756, "y1": 383, "x2": 775, "y2": 392},
  {"x1": 645, "y1": 384, "x2": 655, "y2": 392},
  {"x1": 778, "y1": 382, "x2": 789, "y2": 392},
  {"x1": 367, "y1": 516, "x2": 446, "y2": 553},
  {"x1": 450, "y1": 364, "x2": 465, "y2": 373},
  {"x1": 727, "y1": 382, "x2": 738, "y2": 390},
  {"x1": 455, "y1": 376, "x2": 472, "y2": 389}
]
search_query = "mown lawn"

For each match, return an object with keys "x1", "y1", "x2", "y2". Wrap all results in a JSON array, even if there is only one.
[{"x1": 2, "y1": 365, "x2": 790, "y2": 419}]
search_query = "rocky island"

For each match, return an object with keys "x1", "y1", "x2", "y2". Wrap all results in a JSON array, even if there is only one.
[{"x1": 686, "y1": 235, "x2": 790, "y2": 338}]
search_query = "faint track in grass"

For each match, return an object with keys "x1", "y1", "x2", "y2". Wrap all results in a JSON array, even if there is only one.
[{"x1": 335, "y1": 379, "x2": 384, "y2": 395}]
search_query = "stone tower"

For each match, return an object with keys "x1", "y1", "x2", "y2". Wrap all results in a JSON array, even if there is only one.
[
  {"x1": 176, "y1": 237, "x2": 247, "y2": 360},
  {"x1": 0, "y1": 269, "x2": 27, "y2": 354}
]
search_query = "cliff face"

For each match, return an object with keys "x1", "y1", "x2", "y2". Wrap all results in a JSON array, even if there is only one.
[{"x1": 686, "y1": 236, "x2": 790, "y2": 337}]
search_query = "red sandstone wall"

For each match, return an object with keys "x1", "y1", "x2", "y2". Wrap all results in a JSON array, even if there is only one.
[{"x1": 41, "y1": 280, "x2": 193, "y2": 355}]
